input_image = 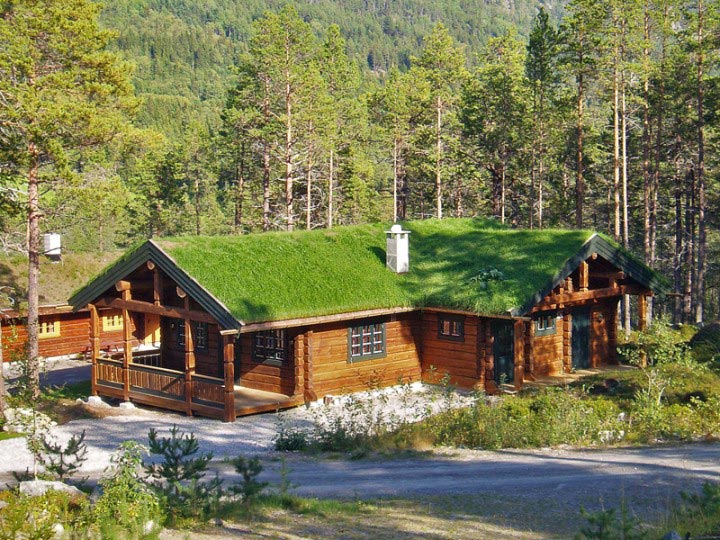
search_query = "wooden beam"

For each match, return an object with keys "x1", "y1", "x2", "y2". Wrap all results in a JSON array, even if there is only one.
[
  {"x1": 593, "y1": 270, "x2": 626, "y2": 281},
  {"x1": 293, "y1": 333, "x2": 305, "y2": 398},
  {"x1": 579, "y1": 261, "x2": 589, "y2": 291},
  {"x1": 638, "y1": 295, "x2": 648, "y2": 331},
  {"x1": 513, "y1": 319, "x2": 525, "y2": 391},
  {"x1": 304, "y1": 330, "x2": 317, "y2": 402},
  {"x1": 89, "y1": 304, "x2": 100, "y2": 396},
  {"x1": 533, "y1": 284, "x2": 650, "y2": 311},
  {"x1": 222, "y1": 335, "x2": 235, "y2": 422},
  {"x1": 153, "y1": 269, "x2": 162, "y2": 306},
  {"x1": 176, "y1": 286, "x2": 187, "y2": 299},
  {"x1": 122, "y1": 290, "x2": 132, "y2": 401},
  {"x1": 95, "y1": 297, "x2": 216, "y2": 324},
  {"x1": 115, "y1": 280, "x2": 132, "y2": 292},
  {"x1": 240, "y1": 307, "x2": 416, "y2": 333},
  {"x1": 146, "y1": 260, "x2": 156, "y2": 271}
]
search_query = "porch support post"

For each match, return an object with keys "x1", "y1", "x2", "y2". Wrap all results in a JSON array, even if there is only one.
[
  {"x1": 222, "y1": 334, "x2": 235, "y2": 422},
  {"x1": 513, "y1": 319, "x2": 525, "y2": 391},
  {"x1": 152, "y1": 267, "x2": 163, "y2": 306},
  {"x1": 183, "y1": 298, "x2": 195, "y2": 416},
  {"x1": 89, "y1": 304, "x2": 100, "y2": 396},
  {"x1": 579, "y1": 261, "x2": 589, "y2": 291},
  {"x1": 638, "y1": 295, "x2": 648, "y2": 331},
  {"x1": 525, "y1": 318, "x2": 535, "y2": 381},
  {"x1": 293, "y1": 332, "x2": 305, "y2": 399},
  {"x1": 474, "y1": 318, "x2": 485, "y2": 390},
  {"x1": 563, "y1": 312, "x2": 572, "y2": 372},
  {"x1": 484, "y1": 323, "x2": 494, "y2": 392},
  {"x1": 303, "y1": 330, "x2": 317, "y2": 402},
  {"x1": 121, "y1": 290, "x2": 132, "y2": 401}
]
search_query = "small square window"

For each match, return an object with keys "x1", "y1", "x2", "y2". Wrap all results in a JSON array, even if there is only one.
[
  {"x1": 348, "y1": 322, "x2": 386, "y2": 362},
  {"x1": 38, "y1": 319, "x2": 60, "y2": 339},
  {"x1": 102, "y1": 313, "x2": 123, "y2": 331},
  {"x1": 253, "y1": 330, "x2": 286, "y2": 365},
  {"x1": 438, "y1": 314, "x2": 464, "y2": 341},
  {"x1": 535, "y1": 313, "x2": 557, "y2": 336}
]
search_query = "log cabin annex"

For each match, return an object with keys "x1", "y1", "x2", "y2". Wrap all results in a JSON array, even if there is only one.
[{"x1": 11, "y1": 219, "x2": 667, "y2": 422}]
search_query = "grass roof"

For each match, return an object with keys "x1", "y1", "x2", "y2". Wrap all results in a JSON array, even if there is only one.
[{"x1": 154, "y1": 218, "x2": 597, "y2": 324}]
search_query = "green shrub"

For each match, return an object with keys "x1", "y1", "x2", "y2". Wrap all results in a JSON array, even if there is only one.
[
  {"x1": 228, "y1": 456, "x2": 268, "y2": 505},
  {"x1": 690, "y1": 322, "x2": 720, "y2": 363},
  {"x1": 94, "y1": 441, "x2": 161, "y2": 539},
  {"x1": 0, "y1": 489, "x2": 91, "y2": 540}
]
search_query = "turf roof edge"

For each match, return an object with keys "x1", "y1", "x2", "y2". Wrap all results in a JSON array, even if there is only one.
[
  {"x1": 68, "y1": 241, "x2": 241, "y2": 331},
  {"x1": 512, "y1": 233, "x2": 670, "y2": 317}
]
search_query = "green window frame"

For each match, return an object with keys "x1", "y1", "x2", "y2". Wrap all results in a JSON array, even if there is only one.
[
  {"x1": 253, "y1": 330, "x2": 286, "y2": 366},
  {"x1": 348, "y1": 322, "x2": 386, "y2": 362},
  {"x1": 438, "y1": 314, "x2": 465, "y2": 342},
  {"x1": 535, "y1": 313, "x2": 557, "y2": 337}
]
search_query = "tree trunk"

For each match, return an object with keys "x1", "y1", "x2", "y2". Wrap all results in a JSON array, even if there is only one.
[
  {"x1": 613, "y1": 58, "x2": 621, "y2": 242},
  {"x1": 575, "y1": 43, "x2": 585, "y2": 228},
  {"x1": 262, "y1": 85, "x2": 271, "y2": 232},
  {"x1": 285, "y1": 78, "x2": 294, "y2": 232},
  {"x1": 0, "y1": 318, "x2": 6, "y2": 421},
  {"x1": 674, "y1": 170, "x2": 683, "y2": 324},
  {"x1": 622, "y1": 74, "x2": 630, "y2": 339},
  {"x1": 695, "y1": 0, "x2": 706, "y2": 324},
  {"x1": 683, "y1": 168, "x2": 695, "y2": 323},
  {"x1": 435, "y1": 95, "x2": 443, "y2": 220},
  {"x1": 328, "y1": 149, "x2": 334, "y2": 228},
  {"x1": 306, "y1": 147, "x2": 313, "y2": 230},
  {"x1": 27, "y1": 145, "x2": 41, "y2": 399},
  {"x1": 234, "y1": 142, "x2": 245, "y2": 233},
  {"x1": 392, "y1": 140, "x2": 398, "y2": 222}
]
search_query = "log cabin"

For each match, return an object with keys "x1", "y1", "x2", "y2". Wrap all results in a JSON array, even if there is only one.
[{"x1": 67, "y1": 218, "x2": 666, "y2": 422}]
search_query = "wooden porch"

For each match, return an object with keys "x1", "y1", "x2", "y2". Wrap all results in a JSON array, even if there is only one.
[{"x1": 94, "y1": 350, "x2": 303, "y2": 419}]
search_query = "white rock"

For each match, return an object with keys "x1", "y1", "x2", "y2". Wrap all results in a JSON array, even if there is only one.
[
  {"x1": 52, "y1": 523, "x2": 65, "y2": 539},
  {"x1": 143, "y1": 520, "x2": 157, "y2": 535},
  {"x1": 86, "y1": 396, "x2": 109, "y2": 408},
  {"x1": 19, "y1": 480, "x2": 84, "y2": 498},
  {"x1": 118, "y1": 401, "x2": 136, "y2": 410},
  {"x1": 0, "y1": 500, "x2": 8, "y2": 509},
  {"x1": 3, "y1": 408, "x2": 56, "y2": 433}
]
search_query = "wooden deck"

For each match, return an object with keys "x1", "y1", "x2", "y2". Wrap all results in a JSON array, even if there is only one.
[
  {"x1": 524, "y1": 364, "x2": 636, "y2": 389},
  {"x1": 234, "y1": 386, "x2": 304, "y2": 417}
]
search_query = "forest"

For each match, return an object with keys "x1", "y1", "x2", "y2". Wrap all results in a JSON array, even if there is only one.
[{"x1": 1, "y1": 0, "x2": 719, "y2": 329}]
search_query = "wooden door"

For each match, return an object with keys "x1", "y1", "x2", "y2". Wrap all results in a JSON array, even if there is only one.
[
  {"x1": 572, "y1": 308, "x2": 590, "y2": 370},
  {"x1": 493, "y1": 321, "x2": 514, "y2": 384}
]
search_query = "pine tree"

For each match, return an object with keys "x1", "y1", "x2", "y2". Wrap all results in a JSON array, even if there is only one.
[{"x1": 0, "y1": 0, "x2": 136, "y2": 396}]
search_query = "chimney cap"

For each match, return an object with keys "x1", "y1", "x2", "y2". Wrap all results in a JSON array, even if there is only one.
[{"x1": 386, "y1": 224, "x2": 410, "y2": 235}]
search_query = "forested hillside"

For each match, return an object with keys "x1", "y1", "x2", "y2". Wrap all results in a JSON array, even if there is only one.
[
  {"x1": 100, "y1": 0, "x2": 560, "y2": 135},
  {"x1": 1, "y1": 0, "x2": 718, "y2": 332}
]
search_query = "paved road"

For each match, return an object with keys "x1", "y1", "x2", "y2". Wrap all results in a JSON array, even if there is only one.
[{"x1": 253, "y1": 443, "x2": 720, "y2": 510}]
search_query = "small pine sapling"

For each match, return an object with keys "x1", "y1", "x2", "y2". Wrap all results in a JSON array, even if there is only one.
[
  {"x1": 38, "y1": 430, "x2": 88, "y2": 482},
  {"x1": 229, "y1": 455, "x2": 268, "y2": 505},
  {"x1": 144, "y1": 425, "x2": 222, "y2": 522}
]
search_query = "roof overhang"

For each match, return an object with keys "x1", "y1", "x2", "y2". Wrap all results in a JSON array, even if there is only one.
[{"x1": 68, "y1": 240, "x2": 241, "y2": 331}]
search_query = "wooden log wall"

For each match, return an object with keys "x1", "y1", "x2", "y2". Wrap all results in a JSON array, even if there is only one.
[
  {"x1": 161, "y1": 318, "x2": 221, "y2": 377},
  {"x1": 308, "y1": 313, "x2": 422, "y2": 398},
  {"x1": 1, "y1": 309, "x2": 130, "y2": 362},
  {"x1": 419, "y1": 312, "x2": 480, "y2": 389},
  {"x1": 531, "y1": 319, "x2": 564, "y2": 377},
  {"x1": 236, "y1": 331, "x2": 297, "y2": 396}
]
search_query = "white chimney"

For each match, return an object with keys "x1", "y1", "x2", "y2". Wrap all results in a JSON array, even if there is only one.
[
  {"x1": 43, "y1": 233, "x2": 62, "y2": 262},
  {"x1": 385, "y1": 224, "x2": 410, "y2": 273}
]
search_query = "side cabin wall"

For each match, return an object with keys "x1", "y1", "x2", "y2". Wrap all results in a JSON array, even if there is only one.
[
  {"x1": 1, "y1": 308, "x2": 128, "y2": 361},
  {"x1": 236, "y1": 312, "x2": 422, "y2": 400},
  {"x1": 420, "y1": 312, "x2": 482, "y2": 390}
]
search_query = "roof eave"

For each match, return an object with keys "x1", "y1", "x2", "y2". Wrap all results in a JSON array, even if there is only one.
[{"x1": 68, "y1": 240, "x2": 241, "y2": 331}]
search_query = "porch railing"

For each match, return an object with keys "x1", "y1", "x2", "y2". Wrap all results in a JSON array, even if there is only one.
[{"x1": 93, "y1": 351, "x2": 231, "y2": 420}]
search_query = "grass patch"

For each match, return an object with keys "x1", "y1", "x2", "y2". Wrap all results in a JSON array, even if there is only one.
[
  {"x1": 44, "y1": 380, "x2": 92, "y2": 401},
  {"x1": 0, "y1": 431, "x2": 24, "y2": 441}
]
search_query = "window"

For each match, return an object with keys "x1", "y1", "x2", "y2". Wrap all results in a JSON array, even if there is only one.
[
  {"x1": 195, "y1": 322, "x2": 208, "y2": 350},
  {"x1": 253, "y1": 330, "x2": 286, "y2": 365},
  {"x1": 535, "y1": 313, "x2": 557, "y2": 336},
  {"x1": 102, "y1": 313, "x2": 124, "y2": 331},
  {"x1": 38, "y1": 319, "x2": 60, "y2": 339},
  {"x1": 348, "y1": 322, "x2": 386, "y2": 362},
  {"x1": 176, "y1": 319, "x2": 186, "y2": 347},
  {"x1": 438, "y1": 314, "x2": 464, "y2": 341}
]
